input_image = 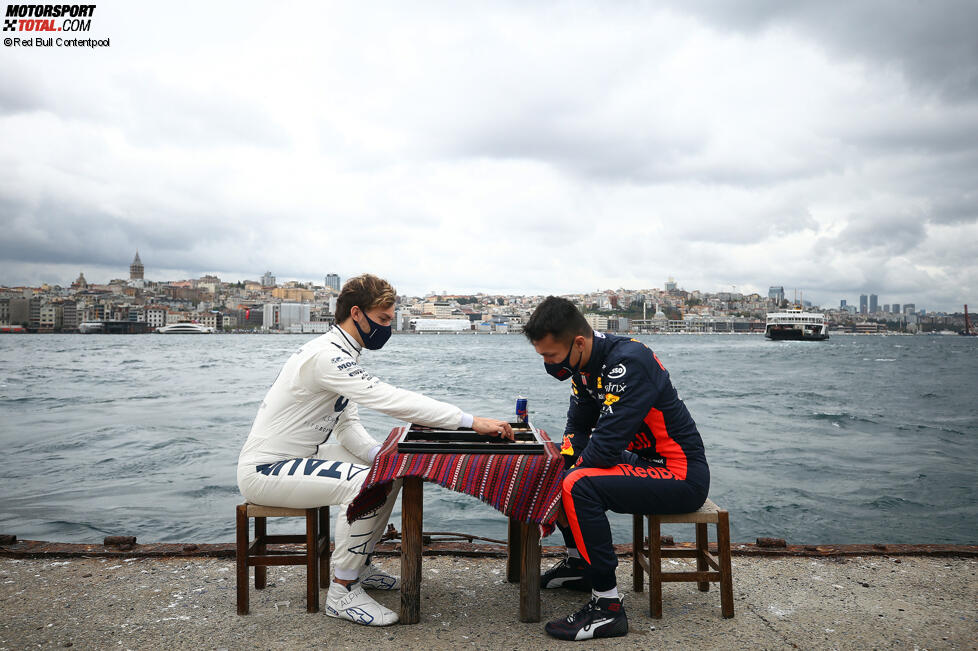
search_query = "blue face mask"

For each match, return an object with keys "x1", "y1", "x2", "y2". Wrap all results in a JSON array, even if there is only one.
[
  {"x1": 353, "y1": 310, "x2": 392, "y2": 350},
  {"x1": 544, "y1": 341, "x2": 581, "y2": 381}
]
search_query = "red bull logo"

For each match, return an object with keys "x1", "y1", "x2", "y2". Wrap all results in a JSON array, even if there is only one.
[{"x1": 560, "y1": 434, "x2": 575, "y2": 456}]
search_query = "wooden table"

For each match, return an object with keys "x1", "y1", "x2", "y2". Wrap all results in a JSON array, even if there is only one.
[
  {"x1": 399, "y1": 476, "x2": 542, "y2": 623},
  {"x1": 346, "y1": 425, "x2": 563, "y2": 625}
]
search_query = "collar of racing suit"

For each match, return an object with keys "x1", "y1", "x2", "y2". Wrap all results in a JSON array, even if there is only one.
[
  {"x1": 331, "y1": 324, "x2": 363, "y2": 357},
  {"x1": 579, "y1": 331, "x2": 610, "y2": 379}
]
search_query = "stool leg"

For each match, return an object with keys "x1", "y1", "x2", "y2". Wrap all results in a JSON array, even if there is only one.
[
  {"x1": 236, "y1": 505, "x2": 249, "y2": 615},
  {"x1": 255, "y1": 516, "x2": 267, "y2": 589},
  {"x1": 632, "y1": 514, "x2": 644, "y2": 592},
  {"x1": 650, "y1": 516, "x2": 662, "y2": 619},
  {"x1": 696, "y1": 522, "x2": 709, "y2": 592},
  {"x1": 717, "y1": 511, "x2": 734, "y2": 618},
  {"x1": 319, "y1": 506, "x2": 330, "y2": 589},
  {"x1": 306, "y1": 508, "x2": 319, "y2": 613}
]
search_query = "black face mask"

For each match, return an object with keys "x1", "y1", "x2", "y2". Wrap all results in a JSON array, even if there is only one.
[
  {"x1": 353, "y1": 311, "x2": 392, "y2": 350},
  {"x1": 544, "y1": 341, "x2": 581, "y2": 381}
]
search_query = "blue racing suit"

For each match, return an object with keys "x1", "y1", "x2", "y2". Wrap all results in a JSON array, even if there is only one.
[{"x1": 557, "y1": 332, "x2": 710, "y2": 591}]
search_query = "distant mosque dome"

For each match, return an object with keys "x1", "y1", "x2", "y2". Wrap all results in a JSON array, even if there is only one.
[{"x1": 72, "y1": 272, "x2": 88, "y2": 289}]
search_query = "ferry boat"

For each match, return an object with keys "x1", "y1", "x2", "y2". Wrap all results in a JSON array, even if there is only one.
[
  {"x1": 765, "y1": 308, "x2": 829, "y2": 341},
  {"x1": 156, "y1": 322, "x2": 214, "y2": 334},
  {"x1": 77, "y1": 322, "x2": 104, "y2": 334}
]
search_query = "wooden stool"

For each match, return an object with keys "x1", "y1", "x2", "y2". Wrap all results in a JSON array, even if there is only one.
[
  {"x1": 632, "y1": 498, "x2": 734, "y2": 618},
  {"x1": 235, "y1": 503, "x2": 330, "y2": 615}
]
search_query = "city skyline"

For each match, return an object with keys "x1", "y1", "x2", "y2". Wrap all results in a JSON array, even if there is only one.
[
  {"x1": 0, "y1": 251, "x2": 947, "y2": 315},
  {"x1": 1, "y1": 2, "x2": 976, "y2": 313}
]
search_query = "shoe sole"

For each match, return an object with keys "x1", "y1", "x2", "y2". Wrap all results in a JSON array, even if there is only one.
[
  {"x1": 325, "y1": 604, "x2": 398, "y2": 626},
  {"x1": 541, "y1": 577, "x2": 592, "y2": 591}
]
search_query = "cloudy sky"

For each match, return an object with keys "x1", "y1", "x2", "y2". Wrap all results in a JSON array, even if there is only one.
[{"x1": 1, "y1": 1, "x2": 976, "y2": 311}]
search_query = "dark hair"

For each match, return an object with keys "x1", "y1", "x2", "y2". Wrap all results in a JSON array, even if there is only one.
[
  {"x1": 523, "y1": 296, "x2": 592, "y2": 344},
  {"x1": 335, "y1": 274, "x2": 397, "y2": 322}
]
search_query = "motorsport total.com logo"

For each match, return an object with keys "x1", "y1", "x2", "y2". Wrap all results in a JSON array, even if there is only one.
[{"x1": 3, "y1": 4, "x2": 110, "y2": 48}]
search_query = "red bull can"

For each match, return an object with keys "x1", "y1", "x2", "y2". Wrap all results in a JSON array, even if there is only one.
[{"x1": 516, "y1": 396, "x2": 528, "y2": 423}]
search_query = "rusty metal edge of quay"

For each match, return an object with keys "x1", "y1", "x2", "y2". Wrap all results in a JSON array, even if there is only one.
[{"x1": 1, "y1": 539, "x2": 976, "y2": 560}]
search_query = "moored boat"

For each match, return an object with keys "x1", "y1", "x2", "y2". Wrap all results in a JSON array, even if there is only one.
[
  {"x1": 157, "y1": 322, "x2": 214, "y2": 334},
  {"x1": 765, "y1": 308, "x2": 829, "y2": 341}
]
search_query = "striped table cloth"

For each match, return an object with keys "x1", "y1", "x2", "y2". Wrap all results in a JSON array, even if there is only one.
[{"x1": 348, "y1": 426, "x2": 564, "y2": 535}]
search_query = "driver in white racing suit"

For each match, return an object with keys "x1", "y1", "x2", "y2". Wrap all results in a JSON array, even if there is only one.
[{"x1": 237, "y1": 274, "x2": 513, "y2": 626}]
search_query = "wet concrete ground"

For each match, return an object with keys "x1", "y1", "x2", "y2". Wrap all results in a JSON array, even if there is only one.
[{"x1": 1, "y1": 554, "x2": 975, "y2": 650}]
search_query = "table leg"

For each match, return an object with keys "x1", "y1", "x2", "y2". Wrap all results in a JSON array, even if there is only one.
[
  {"x1": 519, "y1": 522, "x2": 541, "y2": 622},
  {"x1": 400, "y1": 477, "x2": 423, "y2": 624},
  {"x1": 506, "y1": 517, "x2": 521, "y2": 583}
]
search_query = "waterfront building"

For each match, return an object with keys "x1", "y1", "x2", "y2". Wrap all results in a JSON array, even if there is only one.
[
  {"x1": 38, "y1": 303, "x2": 62, "y2": 332},
  {"x1": 198, "y1": 311, "x2": 224, "y2": 330},
  {"x1": 263, "y1": 302, "x2": 310, "y2": 331},
  {"x1": 61, "y1": 301, "x2": 78, "y2": 331},
  {"x1": 272, "y1": 287, "x2": 314, "y2": 302},
  {"x1": 423, "y1": 301, "x2": 454, "y2": 317},
  {"x1": 860, "y1": 294, "x2": 868, "y2": 314},
  {"x1": 395, "y1": 308, "x2": 410, "y2": 331},
  {"x1": 145, "y1": 306, "x2": 167, "y2": 329},
  {"x1": 870, "y1": 294, "x2": 879, "y2": 313},
  {"x1": 129, "y1": 252, "x2": 144, "y2": 281},
  {"x1": 85, "y1": 303, "x2": 107, "y2": 322},
  {"x1": 261, "y1": 271, "x2": 276, "y2": 288},
  {"x1": 584, "y1": 313, "x2": 610, "y2": 332},
  {"x1": 325, "y1": 273, "x2": 340, "y2": 292}
]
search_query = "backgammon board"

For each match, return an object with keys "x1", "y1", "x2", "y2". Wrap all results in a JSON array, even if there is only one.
[{"x1": 396, "y1": 422, "x2": 549, "y2": 455}]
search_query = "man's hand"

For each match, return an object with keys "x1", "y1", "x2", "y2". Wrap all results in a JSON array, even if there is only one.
[{"x1": 471, "y1": 417, "x2": 515, "y2": 441}]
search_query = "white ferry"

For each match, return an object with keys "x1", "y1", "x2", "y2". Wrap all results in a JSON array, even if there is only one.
[
  {"x1": 156, "y1": 322, "x2": 214, "y2": 334},
  {"x1": 765, "y1": 308, "x2": 829, "y2": 341}
]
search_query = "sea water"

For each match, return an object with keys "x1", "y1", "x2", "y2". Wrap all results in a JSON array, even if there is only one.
[{"x1": 1, "y1": 333, "x2": 975, "y2": 545}]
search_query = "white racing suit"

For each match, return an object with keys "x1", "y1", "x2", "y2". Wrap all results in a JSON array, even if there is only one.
[{"x1": 237, "y1": 326, "x2": 469, "y2": 581}]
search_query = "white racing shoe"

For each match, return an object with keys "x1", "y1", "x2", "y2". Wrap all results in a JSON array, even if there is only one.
[
  {"x1": 358, "y1": 563, "x2": 400, "y2": 591},
  {"x1": 325, "y1": 581, "x2": 398, "y2": 626}
]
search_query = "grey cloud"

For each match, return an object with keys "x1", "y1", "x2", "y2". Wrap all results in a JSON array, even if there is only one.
[
  {"x1": 927, "y1": 192, "x2": 978, "y2": 226},
  {"x1": 676, "y1": 0, "x2": 978, "y2": 100},
  {"x1": 0, "y1": 68, "x2": 47, "y2": 116},
  {"x1": 818, "y1": 211, "x2": 926, "y2": 258},
  {"x1": 0, "y1": 195, "x2": 264, "y2": 274},
  {"x1": 111, "y1": 74, "x2": 291, "y2": 149}
]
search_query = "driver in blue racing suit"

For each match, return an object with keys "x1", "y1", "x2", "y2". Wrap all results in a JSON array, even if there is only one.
[{"x1": 524, "y1": 296, "x2": 710, "y2": 641}]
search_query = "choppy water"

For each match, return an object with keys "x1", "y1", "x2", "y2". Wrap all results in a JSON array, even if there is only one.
[{"x1": 1, "y1": 333, "x2": 975, "y2": 546}]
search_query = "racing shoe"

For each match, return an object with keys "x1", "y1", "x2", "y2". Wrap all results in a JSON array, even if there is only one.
[
  {"x1": 544, "y1": 595, "x2": 628, "y2": 641},
  {"x1": 541, "y1": 556, "x2": 591, "y2": 591},
  {"x1": 357, "y1": 562, "x2": 400, "y2": 590},
  {"x1": 325, "y1": 580, "x2": 398, "y2": 626}
]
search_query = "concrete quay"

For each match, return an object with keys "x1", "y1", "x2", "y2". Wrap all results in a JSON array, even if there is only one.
[{"x1": 1, "y1": 551, "x2": 975, "y2": 650}]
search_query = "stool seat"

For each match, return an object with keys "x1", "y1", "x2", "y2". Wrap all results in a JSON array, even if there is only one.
[
  {"x1": 632, "y1": 498, "x2": 734, "y2": 619},
  {"x1": 235, "y1": 503, "x2": 331, "y2": 615}
]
